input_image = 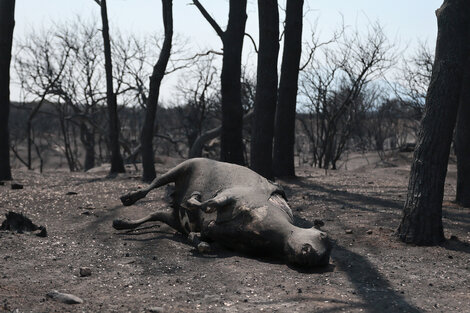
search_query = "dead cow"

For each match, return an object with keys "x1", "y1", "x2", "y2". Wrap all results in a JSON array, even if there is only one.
[{"x1": 114, "y1": 158, "x2": 331, "y2": 267}]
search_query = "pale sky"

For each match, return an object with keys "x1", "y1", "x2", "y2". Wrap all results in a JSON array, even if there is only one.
[{"x1": 12, "y1": 0, "x2": 443, "y2": 102}]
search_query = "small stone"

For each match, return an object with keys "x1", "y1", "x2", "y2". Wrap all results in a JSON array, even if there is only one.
[
  {"x1": 450, "y1": 235, "x2": 458, "y2": 241},
  {"x1": 66, "y1": 191, "x2": 78, "y2": 195},
  {"x1": 366, "y1": 230, "x2": 373, "y2": 235},
  {"x1": 11, "y1": 183, "x2": 23, "y2": 190},
  {"x1": 345, "y1": 229, "x2": 353, "y2": 234},
  {"x1": 79, "y1": 267, "x2": 92, "y2": 277},
  {"x1": 46, "y1": 290, "x2": 83, "y2": 304},
  {"x1": 148, "y1": 307, "x2": 164, "y2": 313},
  {"x1": 125, "y1": 253, "x2": 130, "y2": 257},
  {"x1": 297, "y1": 288, "x2": 302, "y2": 294},
  {"x1": 448, "y1": 255, "x2": 453, "y2": 259}
]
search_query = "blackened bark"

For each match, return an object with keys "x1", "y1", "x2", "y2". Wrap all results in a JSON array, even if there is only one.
[
  {"x1": 141, "y1": 0, "x2": 173, "y2": 182},
  {"x1": 273, "y1": 0, "x2": 303, "y2": 178},
  {"x1": 98, "y1": 0, "x2": 125, "y2": 174},
  {"x1": 80, "y1": 123, "x2": 95, "y2": 171},
  {"x1": 0, "y1": 0, "x2": 15, "y2": 181},
  {"x1": 220, "y1": 0, "x2": 247, "y2": 165},
  {"x1": 455, "y1": 61, "x2": 470, "y2": 207},
  {"x1": 250, "y1": 0, "x2": 279, "y2": 179},
  {"x1": 398, "y1": 0, "x2": 470, "y2": 245}
]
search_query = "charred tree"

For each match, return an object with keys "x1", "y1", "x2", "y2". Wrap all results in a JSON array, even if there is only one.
[
  {"x1": 455, "y1": 62, "x2": 470, "y2": 207},
  {"x1": 398, "y1": 0, "x2": 470, "y2": 245},
  {"x1": 96, "y1": 0, "x2": 125, "y2": 174},
  {"x1": 141, "y1": 0, "x2": 173, "y2": 182},
  {"x1": 250, "y1": 0, "x2": 279, "y2": 179},
  {"x1": 272, "y1": 0, "x2": 303, "y2": 178},
  {"x1": 0, "y1": 0, "x2": 15, "y2": 181},
  {"x1": 193, "y1": 0, "x2": 247, "y2": 165}
]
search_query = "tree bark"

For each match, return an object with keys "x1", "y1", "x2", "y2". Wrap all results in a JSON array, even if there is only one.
[
  {"x1": 98, "y1": 0, "x2": 125, "y2": 174},
  {"x1": 455, "y1": 60, "x2": 470, "y2": 207},
  {"x1": 397, "y1": 0, "x2": 470, "y2": 245},
  {"x1": 141, "y1": 0, "x2": 173, "y2": 182},
  {"x1": 0, "y1": 0, "x2": 15, "y2": 181},
  {"x1": 80, "y1": 123, "x2": 95, "y2": 171},
  {"x1": 272, "y1": 0, "x2": 303, "y2": 178},
  {"x1": 250, "y1": 0, "x2": 279, "y2": 179},
  {"x1": 220, "y1": 0, "x2": 247, "y2": 165}
]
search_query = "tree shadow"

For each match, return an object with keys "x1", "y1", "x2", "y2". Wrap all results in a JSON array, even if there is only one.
[
  {"x1": 287, "y1": 177, "x2": 403, "y2": 212},
  {"x1": 333, "y1": 244, "x2": 422, "y2": 313}
]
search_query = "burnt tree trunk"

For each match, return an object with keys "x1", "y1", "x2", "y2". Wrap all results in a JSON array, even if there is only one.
[
  {"x1": 397, "y1": 0, "x2": 470, "y2": 245},
  {"x1": 193, "y1": 0, "x2": 247, "y2": 165},
  {"x1": 141, "y1": 0, "x2": 173, "y2": 182},
  {"x1": 455, "y1": 61, "x2": 470, "y2": 207},
  {"x1": 0, "y1": 0, "x2": 15, "y2": 181},
  {"x1": 80, "y1": 123, "x2": 95, "y2": 171},
  {"x1": 98, "y1": 0, "x2": 125, "y2": 174},
  {"x1": 220, "y1": 0, "x2": 247, "y2": 165},
  {"x1": 272, "y1": 0, "x2": 303, "y2": 178},
  {"x1": 250, "y1": 0, "x2": 279, "y2": 179}
]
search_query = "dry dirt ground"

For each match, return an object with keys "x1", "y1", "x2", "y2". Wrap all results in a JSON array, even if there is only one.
[{"x1": 1, "y1": 154, "x2": 469, "y2": 313}]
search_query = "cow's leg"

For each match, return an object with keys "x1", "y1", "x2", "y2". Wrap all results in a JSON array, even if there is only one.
[
  {"x1": 188, "y1": 232, "x2": 211, "y2": 253},
  {"x1": 120, "y1": 162, "x2": 188, "y2": 206},
  {"x1": 185, "y1": 191, "x2": 235, "y2": 213},
  {"x1": 113, "y1": 210, "x2": 180, "y2": 230}
]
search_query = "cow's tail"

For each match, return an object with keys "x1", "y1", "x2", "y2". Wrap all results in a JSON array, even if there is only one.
[{"x1": 120, "y1": 160, "x2": 190, "y2": 206}]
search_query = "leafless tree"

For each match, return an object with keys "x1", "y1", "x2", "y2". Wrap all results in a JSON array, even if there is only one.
[
  {"x1": 273, "y1": 0, "x2": 304, "y2": 178},
  {"x1": 299, "y1": 22, "x2": 396, "y2": 169},
  {"x1": 192, "y1": 0, "x2": 247, "y2": 165},
  {"x1": 250, "y1": 0, "x2": 279, "y2": 179},
  {"x1": 398, "y1": 0, "x2": 470, "y2": 245},
  {"x1": 0, "y1": 0, "x2": 15, "y2": 180},
  {"x1": 95, "y1": 0, "x2": 125, "y2": 174}
]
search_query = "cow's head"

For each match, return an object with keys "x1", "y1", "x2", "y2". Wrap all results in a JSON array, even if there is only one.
[{"x1": 284, "y1": 226, "x2": 331, "y2": 267}]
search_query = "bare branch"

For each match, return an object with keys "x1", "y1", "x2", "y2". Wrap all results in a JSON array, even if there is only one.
[
  {"x1": 244, "y1": 33, "x2": 258, "y2": 53},
  {"x1": 192, "y1": 0, "x2": 225, "y2": 39}
]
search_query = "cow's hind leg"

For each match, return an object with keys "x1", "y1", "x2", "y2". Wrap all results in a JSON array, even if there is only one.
[
  {"x1": 120, "y1": 161, "x2": 189, "y2": 206},
  {"x1": 113, "y1": 210, "x2": 180, "y2": 231}
]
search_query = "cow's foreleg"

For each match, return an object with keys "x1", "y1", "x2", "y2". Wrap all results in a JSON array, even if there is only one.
[{"x1": 113, "y1": 210, "x2": 180, "y2": 231}]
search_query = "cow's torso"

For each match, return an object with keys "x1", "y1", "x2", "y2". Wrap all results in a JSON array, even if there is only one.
[{"x1": 167, "y1": 159, "x2": 293, "y2": 246}]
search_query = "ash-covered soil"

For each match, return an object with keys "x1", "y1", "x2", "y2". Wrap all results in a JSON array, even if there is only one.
[{"x1": 0, "y1": 155, "x2": 469, "y2": 313}]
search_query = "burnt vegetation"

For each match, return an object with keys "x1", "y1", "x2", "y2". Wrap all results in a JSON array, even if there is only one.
[{"x1": 3, "y1": 0, "x2": 470, "y2": 250}]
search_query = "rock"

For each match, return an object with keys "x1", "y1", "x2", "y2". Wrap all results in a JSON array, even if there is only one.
[
  {"x1": 1, "y1": 212, "x2": 46, "y2": 237},
  {"x1": 148, "y1": 307, "x2": 164, "y2": 313},
  {"x1": 11, "y1": 183, "x2": 23, "y2": 190},
  {"x1": 79, "y1": 267, "x2": 92, "y2": 277},
  {"x1": 345, "y1": 229, "x2": 353, "y2": 234},
  {"x1": 366, "y1": 230, "x2": 373, "y2": 235},
  {"x1": 46, "y1": 290, "x2": 83, "y2": 304}
]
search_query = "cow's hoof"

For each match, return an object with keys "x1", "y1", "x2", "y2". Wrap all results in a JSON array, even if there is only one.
[
  {"x1": 113, "y1": 219, "x2": 134, "y2": 230},
  {"x1": 197, "y1": 242, "x2": 211, "y2": 253},
  {"x1": 120, "y1": 194, "x2": 135, "y2": 206}
]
